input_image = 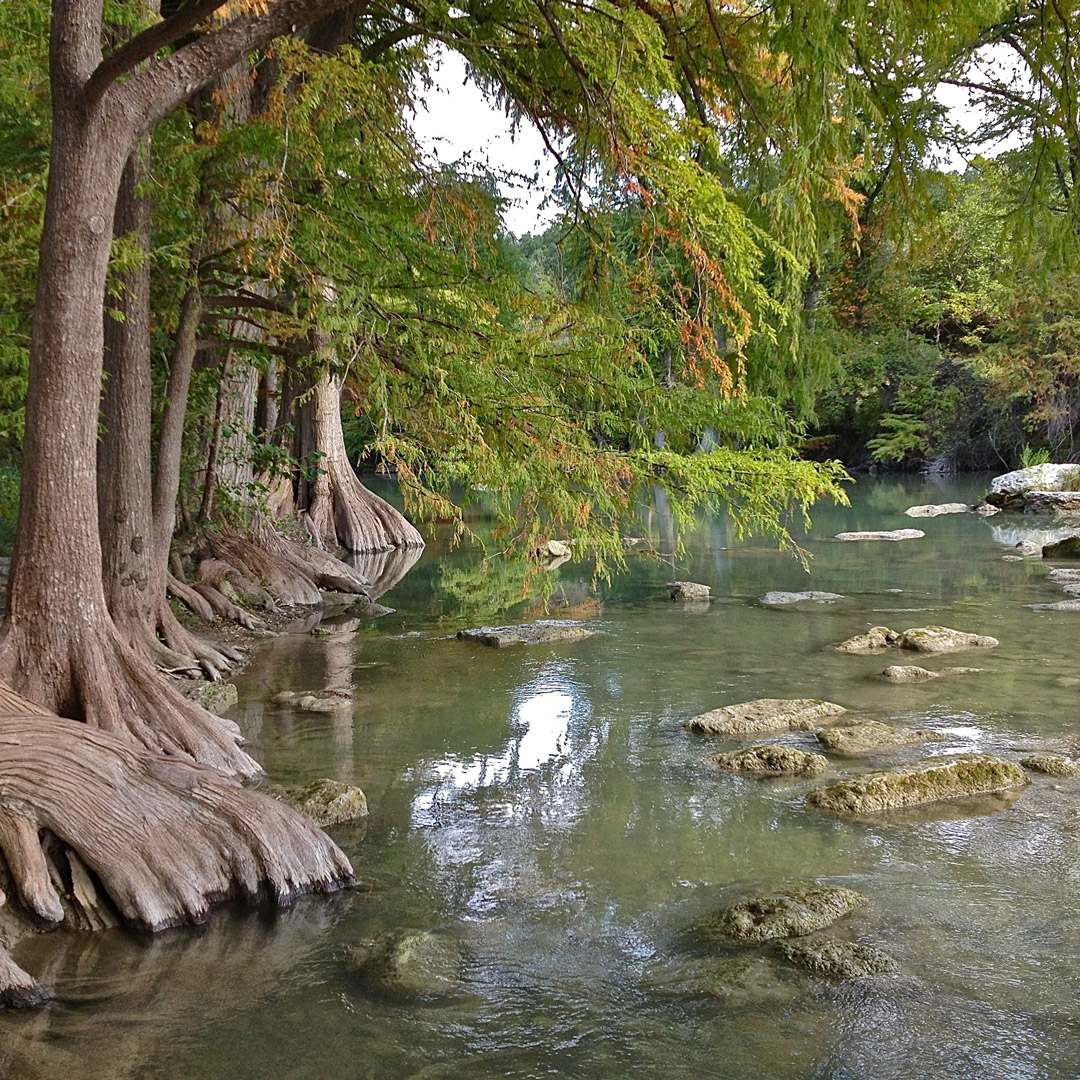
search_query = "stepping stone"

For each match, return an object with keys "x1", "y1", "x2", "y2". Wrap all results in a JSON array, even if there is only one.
[{"x1": 686, "y1": 698, "x2": 846, "y2": 736}]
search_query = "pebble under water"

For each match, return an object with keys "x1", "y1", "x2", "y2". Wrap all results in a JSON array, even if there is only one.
[{"x1": 6, "y1": 474, "x2": 1080, "y2": 1079}]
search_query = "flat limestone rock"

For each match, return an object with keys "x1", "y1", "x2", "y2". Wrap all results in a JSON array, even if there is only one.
[
  {"x1": 712, "y1": 745, "x2": 828, "y2": 777},
  {"x1": 1022, "y1": 491, "x2": 1080, "y2": 516},
  {"x1": 836, "y1": 627, "x2": 903, "y2": 653},
  {"x1": 834, "y1": 529, "x2": 925, "y2": 541},
  {"x1": 1048, "y1": 568, "x2": 1080, "y2": 582},
  {"x1": 880, "y1": 665, "x2": 939, "y2": 683},
  {"x1": 1020, "y1": 754, "x2": 1080, "y2": 777},
  {"x1": 987, "y1": 463, "x2": 1080, "y2": 507},
  {"x1": 1028, "y1": 598, "x2": 1080, "y2": 611},
  {"x1": 899, "y1": 626, "x2": 999, "y2": 654},
  {"x1": 702, "y1": 885, "x2": 866, "y2": 944},
  {"x1": 277, "y1": 778, "x2": 369, "y2": 827},
  {"x1": 457, "y1": 621, "x2": 596, "y2": 648},
  {"x1": 349, "y1": 930, "x2": 462, "y2": 997},
  {"x1": 775, "y1": 937, "x2": 896, "y2": 978},
  {"x1": 806, "y1": 754, "x2": 1029, "y2": 816},
  {"x1": 686, "y1": 698, "x2": 847, "y2": 736},
  {"x1": 760, "y1": 590, "x2": 844, "y2": 605},
  {"x1": 815, "y1": 720, "x2": 945, "y2": 755},
  {"x1": 274, "y1": 688, "x2": 354, "y2": 713},
  {"x1": 904, "y1": 503, "x2": 970, "y2": 518},
  {"x1": 668, "y1": 581, "x2": 711, "y2": 601}
]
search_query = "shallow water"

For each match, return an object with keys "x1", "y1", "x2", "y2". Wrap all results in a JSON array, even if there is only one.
[{"x1": 7, "y1": 475, "x2": 1080, "y2": 1079}]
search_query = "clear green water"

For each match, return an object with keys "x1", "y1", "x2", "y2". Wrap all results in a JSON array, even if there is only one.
[{"x1": 7, "y1": 475, "x2": 1080, "y2": 1079}]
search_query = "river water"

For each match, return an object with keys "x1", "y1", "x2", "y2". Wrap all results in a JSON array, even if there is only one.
[{"x1": 5, "y1": 475, "x2": 1080, "y2": 1079}]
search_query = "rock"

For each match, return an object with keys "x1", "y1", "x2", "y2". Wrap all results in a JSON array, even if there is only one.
[
  {"x1": 686, "y1": 698, "x2": 846, "y2": 736},
  {"x1": 775, "y1": 937, "x2": 896, "y2": 978},
  {"x1": 1048, "y1": 568, "x2": 1080, "y2": 582},
  {"x1": 815, "y1": 720, "x2": 945, "y2": 754},
  {"x1": 179, "y1": 680, "x2": 238, "y2": 714},
  {"x1": 274, "y1": 688, "x2": 353, "y2": 713},
  {"x1": 1020, "y1": 754, "x2": 1080, "y2": 777},
  {"x1": 1021, "y1": 491, "x2": 1080, "y2": 516},
  {"x1": 319, "y1": 592, "x2": 394, "y2": 617},
  {"x1": 986, "y1": 463, "x2": 1080, "y2": 509},
  {"x1": 972, "y1": 502, "x2": 1001, "y2": 516},
  {"x1": 621, "y1": 536, "x2": 651, "y2": 551},
  {"x1": 759, "y1": 591, "x2": 844, "y2": 605},
  {"x1": 277, "y1": 778, "x2": 368, "y2": 826},
  {"x1": 712, "y1": 745, "x2": 828, "y2": 777},
  {"x1": 665, "y1": 954, "x2": 796, "y2": 1005},
  {"x1": 834, "y1": 529, "x2": 925, "y2": 541},
  {"x1": 1002, "y1": 555, "x2": 1024, "y2": 562},
  {"x1": 1013, "y1": 541, "x2": 1043, "y2": 556},
  {"x1": 836, "y1": 626, "x2": 903, "y2": 653},
  {"x1": 1043, "y1": 536, "x2": 1080, "y2": 559},
  {"x1": 457, "y1": 621, "x2": 597, "y2": 647},
  {"x1": 348, "y1": 930, "x2": 462, "y2": 997},
  {"x1": 1028, "y1": 598, "x2": 1080, "y2": 611},
  {"x1": 806, "y1": 754, "x2": 1029, "y2": 815},
  {"x1": 904, "y1": 503, "x2": 970, "y2": 518},
  {"x1": 701, "y1": 885, "x2": 866, "y2": 944},
  {"x1": 542, "y1": 539, "x2": 573, "y2": 559},
  {"x1": 880, "y1": 665, "x2": 939, "y2": 682},
  {"x1": 899, "y1": 626, "x2": 999, "y2": 654},
  {"x1": 668, "y1": 581, "x2": 710, "y2": 601}
]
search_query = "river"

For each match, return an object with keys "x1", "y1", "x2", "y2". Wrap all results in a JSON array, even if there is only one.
[{"x1": 4, "y1": 474, "x2": 1080, "y2": 1079}]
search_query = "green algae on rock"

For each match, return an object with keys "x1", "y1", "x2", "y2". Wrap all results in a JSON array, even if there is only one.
[
  {"x1": 457, "y1": 622, "x2": 597, "y2": 647},
  {"x1": 1020, "y1": 754, "x2": 1080, "y2": 777},
  {"x1": 899, "y1": 626, "x2": 999, "y2": 654},
  {"x1": 815, "y1": 720, "x2": 946, "y2": 755},
  {"x1": 712, "y1": 745, "x2": 828, "y2": 777},
  {"x1": 806, "y1": 754, "x2": 1028, "y2": 816},
  {"x1": 349, "y1": 930, "x2": 463, "y2": 998},
  {"x1": 836, "y1": 627, "x2": 903, "y2": 653},
  {"x1": 702, "y1": 885, "x2": 867, "y2": 944},
  {"x1": 686, "y1": 699, "x2": 846, "y2": 736},
  {"x1": 775, "y1": 937, "x2": 897, "y2": 978},
  {"x1": 277, "y1": 778, "x2": 369, "y2": 827}
]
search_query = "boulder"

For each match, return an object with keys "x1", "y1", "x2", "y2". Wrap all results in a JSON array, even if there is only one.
[
  {"x1": 620, "y1": 536, "x2": 651, "y2": 551},
  {"x1": 880, "y1": 665, "x2": 939, "y2": 683},
  {"x1": 836, "y1": 627, "x2": 903, "y2": 653},
  {"x1": 806, "y1": 754, "x2": 1028, "y2": 815},
  {"x1": 712, "y1": 745, "x2": 828, "y2": 777},
  {"x1": 277, "y1": 778, "x2": 368, "y2": 826},
  {"x1": 349, "y1": 930, "x2": 462, "y2": 997},
  {"x1": 1043, "y1": 536, "x2": 1080, "y2": 559},
  {"x1": 542, "y1": 539, "x2": 573, "y2": 559},
  {"x1": 686, "y1": 698, "x2": 846, "y2": 736},
  {"x1": 457, "y1": 621, "x2": 597, "y2": 647},
  {"x1": 701, "y1": 884, "x2": 866, "y2": 944},
  {"x1": 1021, "y1": 491, "x2": 1080, "y2": 516},
  {"x1": 668, "y1": 581, "x2": 710, "y2": 601},
  {"x1": 775, "y1": 937, "x2": 896, "y2": 978},
  {"x1": 1020, "y1": 754, "x2": 1080, "y2": 777},
  {"x1": 179, "y1": 679, "x2": 238, "y2": 714},
  {"x1": 274, "y1": 688, "x2": 353, "y2": 713},
  {"x1": 834, "y1": 529, "x2": 925, "y2": 541},
  {"x1": 904, "y1": 503, "x2": 970, "y2": 518},
  {"x1": 986, "y1": 463, "x2": 1080, "y2": 509},
  {"x1": 899, "y1": 626, "x2": 999, "y2": 654},
  {"x1": 815, "y1": 720, "x2": 945, "y2": 755},
  {"x1": 1013, "y1": 541, "x2": 1043, "y2": 557},
  {"x1": 1048, "y1": 568, "x2": 1080, "y2": 582},
  {"x1": 759, "y1": 591, "x2": 844, "y2": 605}
]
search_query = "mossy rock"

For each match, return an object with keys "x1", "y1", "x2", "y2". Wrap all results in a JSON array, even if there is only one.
[
  {"x1": 686, "y1": 698, "x2": 846, "y2": 736},
  {"x1": 815, "y1": 720, "x2": 945, "y2": 755},
  {"x1": 775, "y1": 937, "x2": 896, "y2": 978},
  {"x1": 349, "y1": 930, "x2": 462, "y2": 997},
  {"x1": 899, "y1": 626, "x2": 999, "y2": 654},
  {"x1": 277, "y1": 778, "x2": 368, "y2": 827},
  {"x1": 701, "y1": 885, "x2": 866, "y2": 944},
  {"x1": 180, "y1": 679, "x2": 238, "y2": 714},
  {"x1": 712, "y1": 745, "x2": 827, "y2": 777},
  {"x1": 836, "y1": 627, "x2": 902, "y2": 654},
  {"x1": 1020, "y1": 754, "x2": 1080, "y2": 777},
  {"x1": 457, "y1": 622, "x2": 596, "y2": 647},
  {"x1": 806, "y1": 754, "x2": 1028, "y2": 816},
  {"x1": 274, "y1": 688, "x2": 353, "y2": 713},
  {"x1": 880, "y1": 665, "x2": 939, "y2": 683}
]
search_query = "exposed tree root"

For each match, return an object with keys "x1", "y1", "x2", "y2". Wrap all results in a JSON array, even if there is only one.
[
  {"x1": 0, "y1": 701, "x2": 355, "y2": 1005},
  {"x1": 0, "y1": 945, "x2": 50, "y2": 1009},
  {"x1": 0, "y1": 631, "x2": 260, "y2": 778}
]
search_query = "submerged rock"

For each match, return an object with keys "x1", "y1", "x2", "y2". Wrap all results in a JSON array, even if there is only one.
[
  {"x1": 836, "y1": 627, "x2": 903, "y2": 653},
  {"x1": 1027, "y1": 598, "x2": 1080, "y2": 611},
  {"x1": 712, "y1": 745, "x2": 828, "y2": 777},
  {"x1": 899, "y1": 626, "x2": 999, "y2": 654},
  {"x1": 668, "y1": 581, "x2": 710, "y2": 601},
  {"x1": 986, "y1": 463, "x2": 1080, "y2": 509},
  {"x1": 775, "y1": 937, "x2": 896, "y2": 978},
  {"x1": 662, "y1": 954, "x2": 796, "y2": 1005},
  {"x1": 1020, "y1": 754, "x2": 1080, "y2": 777},
  {"x1": 349, "y1": 930, "x2": 462, "y2": 997},
  {"x1": 274, "y1": 688, "x2": 353, "y2": 713},
  {"x1": 457, "y1": 621, "x2": 597, "y2": 647},
  {"x1": 807, "y1": 754, "x2": 1028, "y2": 815},
  {"x1": 277, "y1": 778, "x2": 369, "y2": 826},
  {"x1": 815, "y1": 720, "x2": 945, "y2": 755},
  {"x1": 686, "y1": 698, "x2": 847, "y2": 736},
  {"x1": 702, "y1": 885, "x2": 867, "y2": 944},
  {"x1": 834, "y1": 529, "x2": 925, "y2": 542},
  {"x1": 1013, "y1": 541, "x2": 1043, "y2": 557},
  {"x1": 880, "y1": 665, "x2": 939, "y2": 683},
  {"x1": 904, "y1": 503, "x2": 970, "y2": 518},
  {"x1": 759, "y1": 591, "x2": 844, "y2": 606}
]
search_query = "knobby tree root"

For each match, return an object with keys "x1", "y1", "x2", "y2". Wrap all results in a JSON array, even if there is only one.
[{"x1": 0, "y1": 707, "x2": 355, "y2": 1005}]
